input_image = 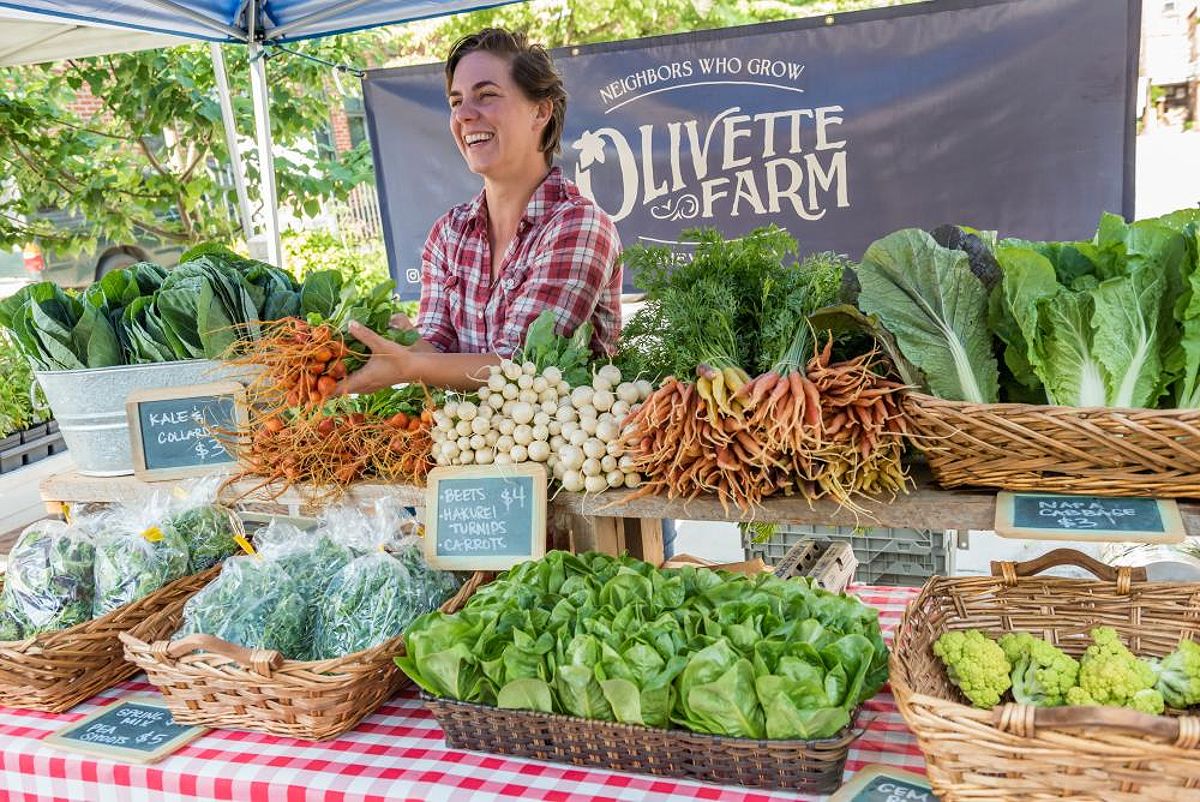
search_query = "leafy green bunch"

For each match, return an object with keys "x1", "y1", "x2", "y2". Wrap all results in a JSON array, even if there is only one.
[
  {"x1": 856, "y1": 207, "x2": 1200, "y2": 408},
  {"x1": 0, "y1": 247, "x2": 300, "y2": 370},
  {"x1": 516, "y1": 310, "x2": 594, "y2": 386},
  {"x1": 294, "y1": 268, "x2": 414, "y2": 362},
  {"x1": 398, "y1": 551, "x2": 888, "y2": 740},
  {"x1": 616, "y1": 227, "x2": 849, "y2": 381}
]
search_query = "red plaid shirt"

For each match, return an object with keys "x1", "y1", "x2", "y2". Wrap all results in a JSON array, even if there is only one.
[{"x1": 417, "y1": 167, "x2": 622, "y2": 357}]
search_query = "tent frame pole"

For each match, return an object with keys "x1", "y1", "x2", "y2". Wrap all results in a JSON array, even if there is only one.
[
  {"x1": 209, "y1": 42, "x2": 254, "y2": 244},
  {"x1": 249, "y1": 39, "x2": 282, "y2": 266}
]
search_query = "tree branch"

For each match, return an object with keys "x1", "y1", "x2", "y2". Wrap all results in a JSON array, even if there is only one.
[
  {"x1": 138, "y1": 137, "x2": 171, "y2": 178},
  {"x1": 179, "y1": 134, "x2": 213, "y2": 183}
]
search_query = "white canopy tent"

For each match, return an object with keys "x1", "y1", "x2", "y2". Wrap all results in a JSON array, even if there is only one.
[{"x1": 0, "y1": 0, "x2": 516, "y2": 264}]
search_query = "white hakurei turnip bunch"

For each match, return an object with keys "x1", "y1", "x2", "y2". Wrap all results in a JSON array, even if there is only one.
[{"x1": 430, "y1": 360, "x2": 653, "y2": 493}]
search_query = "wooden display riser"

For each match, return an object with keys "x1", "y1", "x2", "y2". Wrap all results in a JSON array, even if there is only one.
[
  {"x1": 38, "y1": 470, "x2": 667, "y2": 566},
  {"x1": 39, "y1": 470, "x2": 1200, "y2": 565}
]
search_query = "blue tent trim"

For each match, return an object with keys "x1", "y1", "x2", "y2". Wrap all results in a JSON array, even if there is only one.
[
  {"x1": 0, "y1": 0, "x2": 523, "y2": 44},
  {"x1": 0, "y1": 1, "x2": 234, "y2": 41}
]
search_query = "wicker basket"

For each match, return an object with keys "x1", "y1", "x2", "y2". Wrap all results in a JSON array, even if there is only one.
[
  {"x1": 891, "y1": 548, "x2": 1200, "y2": 802},
  {"x1": 121, "y1": 571, "x2": 487, "y2": 741},
  {"x1": 903, "y1": 392, "x2": 1200, "y2": 496},
  {"x1": 425, "y1": 696, "x2": 860, "y2": 793},
  {"x1": 0, "y1": 565, "x2": 220, "y2": 713}
]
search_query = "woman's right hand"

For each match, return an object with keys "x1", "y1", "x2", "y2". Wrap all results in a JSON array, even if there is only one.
[{"x1": 336, "y1": 321, "x2": 414, "y2": 395}]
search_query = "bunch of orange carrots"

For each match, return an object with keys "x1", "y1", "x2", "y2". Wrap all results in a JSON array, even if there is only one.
[
  {"x1": 618, "y1": 338, "x2": 908, "y2": 515},
  {"x1": 224, "y1": 317, "x2": 435, "y2": 497},
  {"x1": 229, "y1": 318, "x2": 352, "y2": 410},
  {"x1": 237, "y1": 408, "x2": 433, "y2": 495}
]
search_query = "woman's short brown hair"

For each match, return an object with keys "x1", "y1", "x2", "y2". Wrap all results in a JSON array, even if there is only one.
[{"x1": 445, "y1": 28, "x2": 567, "y2": 166}]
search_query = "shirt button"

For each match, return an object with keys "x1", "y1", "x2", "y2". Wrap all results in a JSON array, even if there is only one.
[{"x1": 478, "y1": 310, "x2": 485, "y2": 320}]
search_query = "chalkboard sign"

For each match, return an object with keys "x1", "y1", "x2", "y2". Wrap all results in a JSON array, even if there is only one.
[
  {"x1": 828, "y1": 765, "x2": 938, "y2": 802},
  {"x1": 126, "y1": 381, "x2": 246, "y2": 481},
  {"x1": 44, "y1": 695, "x2": 208, "y2": 764},
  {"x1": 424, "y1": 463, "x2": 547, "y2": 570},
  {"x1": 995, "y1": 492, "x2": 1185, "y2": 544}
]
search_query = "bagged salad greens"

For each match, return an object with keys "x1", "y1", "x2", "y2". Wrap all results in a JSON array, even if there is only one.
[
  {"x1": 0, "y1": 597, "x2": 25, "y2": 641},
  {"x1": 176, "y1": 554, "x2": 308, "y2": 657},
  {"x1": 2, "y1": 519, "x2": 96, "y2": 634},
  {"x1": 175, "y1": 520, "x2": 352, "y2": 660},
  {"x1": 176, "y1": 501, "x2": 457, "y2": 661},
  {"x1": 310, "y1": 499, "x2": 458, "y2": 660},
  {"x1": 166, "y1": 476, "x2": 239, "y2": 573},
  {"x1": 93, "y1": 496, "x2": 189, "y2": 617}
]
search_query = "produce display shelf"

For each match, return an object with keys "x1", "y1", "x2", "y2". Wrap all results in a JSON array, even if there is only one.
[{"x1": 42, "y1": 467, "x2": 1200, "y2": 545}]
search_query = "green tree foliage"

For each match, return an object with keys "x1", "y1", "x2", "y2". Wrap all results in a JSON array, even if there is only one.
[
  {"x1": 381, "y1": 0, "x2": 913, "y2": 65},
  {"x1": 0, "y1": 37, "x2": 381, "y2": 254}
]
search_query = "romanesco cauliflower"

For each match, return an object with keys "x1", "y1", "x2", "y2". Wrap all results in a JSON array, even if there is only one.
[
  {"x1": 1129, "y1": 687, "x2": 1165, "y2": 715},
  {"x1": 998, "y1": 632, "x2": 1079, "y2": 707},
  {"x1": 1075, "y1": 627, "x2": 1156, "y2": 708},
  {"x1": 933, "y1": 629, "x2": 1011, "y2": 709},
  {"x1": 1155, "y1": 638, "x2": 1200, "y2": 709}
]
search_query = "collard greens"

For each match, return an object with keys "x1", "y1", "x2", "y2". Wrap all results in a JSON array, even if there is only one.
[{"x1": 397, "y1": 551, "x2": 888, "y2": 740}]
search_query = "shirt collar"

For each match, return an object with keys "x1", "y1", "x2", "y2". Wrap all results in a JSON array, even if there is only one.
[{"x1": 466, "y1": 166, "x2": 565, "y2": 232}]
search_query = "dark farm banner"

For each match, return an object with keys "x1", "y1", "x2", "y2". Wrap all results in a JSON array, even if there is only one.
[{"x1": 364, "y1": 0, "x2": 1139, "y2": 297}]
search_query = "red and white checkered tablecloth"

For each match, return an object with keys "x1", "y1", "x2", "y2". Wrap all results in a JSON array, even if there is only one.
[{"x1": 0, "y1": 585, "x2": 925, "y2": 802}]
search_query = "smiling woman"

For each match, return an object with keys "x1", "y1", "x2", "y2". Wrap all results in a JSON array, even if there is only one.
[{"x1": 340, "y1": 28, "x2": 623, "y2": 395}]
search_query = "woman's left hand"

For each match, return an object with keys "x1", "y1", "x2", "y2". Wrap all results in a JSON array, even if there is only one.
[{"x1": 337, "y1": 321, "x2": 415, "y2": 395}]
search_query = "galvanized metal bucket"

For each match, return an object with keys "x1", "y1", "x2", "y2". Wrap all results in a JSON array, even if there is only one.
[{"x1": 34, "y1": 360, "x2": 242, "y2": 477}]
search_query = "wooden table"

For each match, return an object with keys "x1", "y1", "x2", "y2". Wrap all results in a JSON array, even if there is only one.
[{"x1": 40, "y1": 469, "x2": 1200, "y2": 567}]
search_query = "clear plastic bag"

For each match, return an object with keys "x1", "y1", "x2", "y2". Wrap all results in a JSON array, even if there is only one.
[
  {"x1": 174, "y1": 520, "x2": 353, "y2": 660},
  {"x1": 0, "y1": 597, "x2": 25, "y2": 641},
  {"x1": 390, "y1": 537, "x2": 461, "y2": 611},
  {"x1": 258, "y1": 520, "x2": 355, "y2": 605},
  {"x1": 309, "y1": 500, "x2": 459, "y2": 660},
  {"x1": 2, "y1": 519, "x2": 96, "y2": 634},
  {"x1": 166, "y1": 475, "x2": 239, "y2": 573},
  {"x1": 93, "y1": 496, "x2": 189, "y2": 617},
  {"x1": 176, "y1": 555, "x2": 308, "y2": 658}
]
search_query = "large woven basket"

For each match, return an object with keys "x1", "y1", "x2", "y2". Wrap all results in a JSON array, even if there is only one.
[
  {"x1": 0, "y1": 565, "x2": 220, "y2": 713},
  {"x1": 120, "y1": 571, "x2": 486, "y2": 741},
  {"x1": 891, "y1": 548, "x2": 1200, "y2": 802},
  {"x1": 903, "y1": 392, "x2": 1200, "y2": 496},
  {"x1": 424, "y1": 696, "x2": 860, "y2": 793}
]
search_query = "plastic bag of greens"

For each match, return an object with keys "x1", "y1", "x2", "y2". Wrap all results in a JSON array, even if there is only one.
[
  {"x1": 256, "y1": 520, "x2": 354, "y2": 604},
  {"x1": 175, "y1": 555, "x2": 308, "y2": 658},
  {"x1": 316, "y1": 496, "x2": 423, "y2": 555},
  {"x1": 0, "y1": 597, "x2": 25, "y2": 641},
  {"x1": 2, "y1": 519, "x2": 96, "y2": 633},
  {"x1": 392, "y1": 536, "x2": 460, "y2": 611},
  {"x1": 310, "y1": 502, "x2": 457, "y2": 660},
  {"x1": 93, "y1": 496, "x2": 190, "y2": 617},
  {"x1": 174, "y1": 520, "x2": 352, "y2": 660},
  {"x1": 166, "y1": 475, "x2": 239, "y2": 573}
]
